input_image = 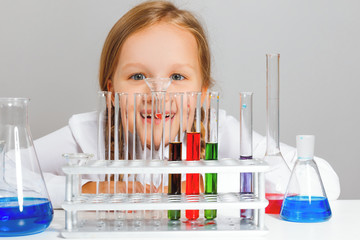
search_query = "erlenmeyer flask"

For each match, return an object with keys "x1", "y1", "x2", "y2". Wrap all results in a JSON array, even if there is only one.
[
  {"x1": 280, "y1": 135, "x2": 331, "y2": 222},
  {"x1": 264, "y1": 53, "x2": 292, "y2": 214},
  {"x1": 0, "y1": 98, "x2": 53, "y2": 236}
]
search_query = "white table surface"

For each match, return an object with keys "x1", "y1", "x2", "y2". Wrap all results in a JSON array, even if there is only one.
[{"x1": 3, "y1": 200, "x2": 359, "y2": 240}]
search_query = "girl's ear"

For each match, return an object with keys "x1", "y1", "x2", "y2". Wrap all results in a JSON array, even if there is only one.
[
  {"x1": 106, "y1": 80, "x2": 113, "y2": 92},
  {"x1": 201, "y1": 86, "x2": 208, "y2": 103},
  {"x1": 106, "y1": 80, "x2": 115, "y2": 103}
]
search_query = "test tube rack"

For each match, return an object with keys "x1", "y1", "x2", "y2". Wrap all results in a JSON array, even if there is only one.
[{"x1": 61, "y1": 158, "x2": 269, "y2": 238}]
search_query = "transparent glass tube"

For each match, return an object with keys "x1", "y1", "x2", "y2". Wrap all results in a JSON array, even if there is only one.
[
  {"x1": 96, "y1": 91, "x2": 113, "y2": 225},
  {"x1": 167, "y1": 93, "x2": 184, "y2": 220},
  {"x1": 265, "y1": 53, "x2": 291, "y2": 214},
  {"x1": 145, "y1": 78, "x2": 172, "y2": 222},
  {"x1": 185, "y1": 92, "x2": 201, "y2": 220},
  {"x1": 113, "y1": 93, "x2": 128, "y2": 221},
  {"x1": 204, "y1": 92, "x2": 219, "y2": 220},
  {"x1": 239, "y1": 92, "x2": 254, "y2": 220},
  {"x1": 97, "y1": 91, "x2": 113, "y2": 161},
  {"x1": 131, "y1": 93, "x2": 148, "y2": 223}
]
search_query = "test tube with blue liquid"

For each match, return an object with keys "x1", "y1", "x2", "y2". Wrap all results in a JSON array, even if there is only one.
[{"x1": 280, "y1": 135, "x2": 332, "y2": 222}]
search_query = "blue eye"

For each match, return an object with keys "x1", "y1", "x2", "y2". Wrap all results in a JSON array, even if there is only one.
[
  {"x1": 171, "y1": 73, "x2": 185, "y2": 81},
  {"x1": 130, "y1": 73, "x2": 146, "y2": 80}
]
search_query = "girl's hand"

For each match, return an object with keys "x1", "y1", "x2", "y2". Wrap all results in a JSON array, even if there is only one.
[
  {"x1": 82, "y1": 181, "x2": 150, "y2": 194},
  {"x1": 82, "y1": 175, "x2": 204, "y2": 194}
]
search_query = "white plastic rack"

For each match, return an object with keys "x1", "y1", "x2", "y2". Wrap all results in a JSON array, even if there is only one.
[{"x1": 61, "y1": 158, "x2": 269, "y2": 238}]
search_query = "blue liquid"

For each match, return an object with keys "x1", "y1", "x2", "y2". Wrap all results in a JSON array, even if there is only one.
[
  {"x1": 280, "y1": 196, "x2": 331, "y2": 222},
  {"x1": 0, "y1": 197, "x2": 53, "y2": 237}
]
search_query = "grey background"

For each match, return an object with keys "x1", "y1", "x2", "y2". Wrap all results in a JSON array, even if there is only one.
[{"x1": 0, "y1": 0, "x2": 359, "y2": 199}]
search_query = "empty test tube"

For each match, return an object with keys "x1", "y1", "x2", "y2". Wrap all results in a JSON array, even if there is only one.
[{"x1": 113, "y1": 92, "x2": 129, "y2": 221}]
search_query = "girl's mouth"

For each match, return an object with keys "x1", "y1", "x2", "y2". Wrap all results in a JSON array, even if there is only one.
[{"x1": 140, "y1": 111, "x2": 175, "y2": 123}]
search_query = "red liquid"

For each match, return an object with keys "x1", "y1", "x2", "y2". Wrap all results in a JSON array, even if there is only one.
[
  {"x1": 186, "y1": 132, "x2": 200, "y2": 160},
  {"x1": 265, "y1": 193, "x2": 284, "y2": 214},
  {"x1": 186, "y1": 132, "x2": 200, "y2": 220}
]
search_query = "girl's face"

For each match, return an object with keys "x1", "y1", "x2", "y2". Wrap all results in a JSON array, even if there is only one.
[{"x1": 110, "y1": 22, "x2": 204, "y2": 150}]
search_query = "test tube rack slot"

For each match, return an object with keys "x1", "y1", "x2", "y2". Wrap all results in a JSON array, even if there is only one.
[{"x1": 61, "y1": 158, "x2": 269, "y2": 238}]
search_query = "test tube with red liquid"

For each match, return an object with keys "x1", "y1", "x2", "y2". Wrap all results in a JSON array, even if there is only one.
[{"x1": 185, "y1": 92, "x2": 202, "y2": 220}]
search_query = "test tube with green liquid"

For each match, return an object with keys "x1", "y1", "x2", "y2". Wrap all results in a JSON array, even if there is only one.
[{"x1": 204, "y1": 92, "x2": 219, "y2": 220}]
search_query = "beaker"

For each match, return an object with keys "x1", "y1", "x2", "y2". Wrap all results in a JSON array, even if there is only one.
[
  {"x1": 0, "y1": 98, "x2": 53, "y2": 236},
  {"x1": 204, "y1": 91, "x2": 219, "y2": 220},
  {"x1": 264, "y1": 53, "x2": 291, "y2": 214},
  {"x1": 280, "y1": 135, "x2": 332, "y2": 222}
]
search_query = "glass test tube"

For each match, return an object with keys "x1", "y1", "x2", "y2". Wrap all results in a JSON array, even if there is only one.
[
  {"x1": 264, "y1": 54, "x2": 291, "y2": 214},
  {"x1": 167, "y1": 93, "x2": 184, "y2": 220},
  {"x1": 148, "y1": 92, "x2": 167, "y2": 221},
  {"x1": 239, "y1": 92, "x2": 254, "y2": 220},
  {"x1": 130, "y1": 93, "x2": 148, "y2": 223},
  {"x1": 204, "y1": 92, "x2": 219, "y2": 220},
  {"x1": 185, "y1": 92, "x2": 202, "y2": 220},
  {"x1": 113, "y1": 92, "x2": 128, "y2": 222},
  {"x1": 96, "y1": 91, "x2": 113, "y2": 226}
]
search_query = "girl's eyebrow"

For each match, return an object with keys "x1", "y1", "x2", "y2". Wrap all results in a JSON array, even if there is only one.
[
  {"x1": 121, "y1": 62, "x2": 195, "y2": 71},
  {"x1": 170, "y1": 63, "x2": 195, "y2": 70},
  {"x1": 121, "y1": 62, "x2": 147, "y2": 69}
]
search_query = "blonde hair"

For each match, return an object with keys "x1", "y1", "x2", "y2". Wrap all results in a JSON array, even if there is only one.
[
  {"x1": 99, "y1": 0, "x2": 213, "y2": 90},
  {"x1": 99, "y1": 1, "x2": 212, "y2": 161}
]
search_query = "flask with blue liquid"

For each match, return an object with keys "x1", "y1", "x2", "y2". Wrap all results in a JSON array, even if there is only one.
[
  {"x1": 0, "y1": 98, "x2": 53, "y2": 237},
  {"x1": 280, "y1": 135, "x2": 331, "y2": 223}
]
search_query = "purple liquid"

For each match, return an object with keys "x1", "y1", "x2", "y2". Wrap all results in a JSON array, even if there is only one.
[{"x1": 240, "y1": 155, "x2": 253, "y2": 219}]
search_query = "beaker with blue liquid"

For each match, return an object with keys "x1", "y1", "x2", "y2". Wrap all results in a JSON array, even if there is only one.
[
  {"x1": 0, "y1": 98, "x2": 53, "y2": 237},
  {"x1": 280, "y1": 135, "x2": 331, "y2": 223}
]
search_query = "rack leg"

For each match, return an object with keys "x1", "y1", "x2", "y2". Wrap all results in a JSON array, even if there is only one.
[
  {"x1": 65, "y1": 211, "x2": 73, "y2": 231},
  {"x1": 258, "y1": 172, "x2": 265, "y2": 229},
  {"x1": 65, "y1": 174, "x2": 72, "y2": 202}
]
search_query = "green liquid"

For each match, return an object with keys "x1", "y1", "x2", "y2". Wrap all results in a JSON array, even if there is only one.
[
  {"x1": 168, "y1": 209, "x2": 181, "y2": 220},
  {"x1": 205, "y1": 142, "x2": 218, "y2": 220}
]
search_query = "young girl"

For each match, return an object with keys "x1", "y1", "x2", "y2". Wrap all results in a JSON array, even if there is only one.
[{"x1": 34, "y1": 1, "x2": 340, "y2": 208}]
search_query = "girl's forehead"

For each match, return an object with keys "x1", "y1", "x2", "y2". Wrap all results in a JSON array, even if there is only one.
[{"x1": 117, "y1": 22, "x2": 200, "y2": 71}]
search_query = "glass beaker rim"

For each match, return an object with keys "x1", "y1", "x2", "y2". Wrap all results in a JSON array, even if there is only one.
[
  {"x1": 0, "y1": 97, "x2": 30, "y2": 103},
  {"x1": 62, "y1": 153, "x2": 94, "y2": 159},
  {"x1": 239, "y1": 92, "x2": 253, "y2": 95},
  {"x1": 266, "y1": 53, "x2": 280, "y2": 57}
]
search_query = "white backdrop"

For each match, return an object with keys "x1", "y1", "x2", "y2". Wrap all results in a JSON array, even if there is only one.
[{"x1": 1, "y1": 0, "x2": 359, "y2": 199}]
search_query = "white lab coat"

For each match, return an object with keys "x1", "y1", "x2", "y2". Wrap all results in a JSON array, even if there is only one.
[{"x1": 34, "y1": 110, "x2": 340, "y2": 208}]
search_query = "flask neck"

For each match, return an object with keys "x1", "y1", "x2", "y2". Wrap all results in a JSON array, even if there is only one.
[{"x1": 0, "y1": 98, "x2": 29, "y2": 126}]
